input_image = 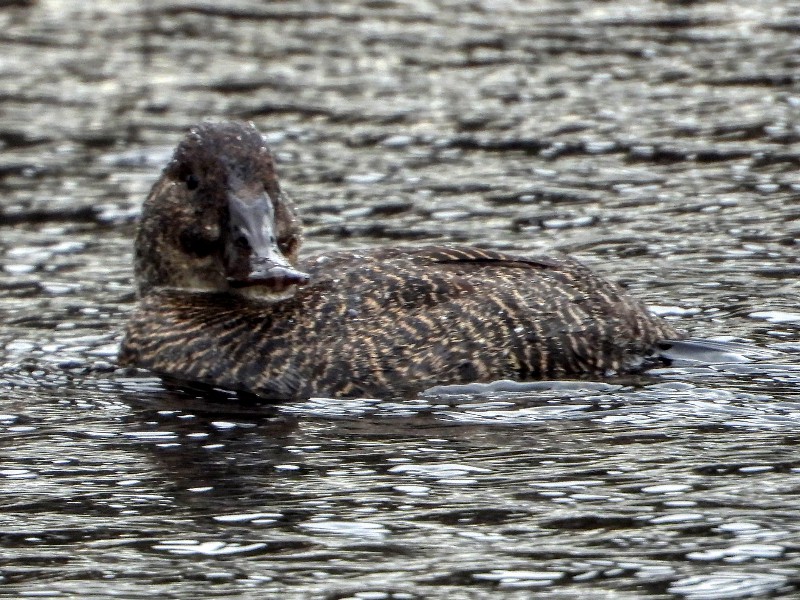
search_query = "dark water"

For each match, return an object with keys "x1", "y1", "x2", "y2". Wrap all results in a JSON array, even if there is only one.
[{"x1": 2, "y1": 1, "x2": 800, "y2": 598}]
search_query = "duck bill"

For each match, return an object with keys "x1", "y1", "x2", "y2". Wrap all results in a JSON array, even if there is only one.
[{"x1": 225, "y1": 189, "x2": 309, "y2": 291}]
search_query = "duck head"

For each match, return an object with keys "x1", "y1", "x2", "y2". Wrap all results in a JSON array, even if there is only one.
[{"x1": 134, "y1": 122, "x2": 309, "y2": 300}]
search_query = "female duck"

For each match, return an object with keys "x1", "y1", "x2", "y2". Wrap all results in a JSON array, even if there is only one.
[{"x1": 119, "y1": 122, "x2": 680, "y2": 399}]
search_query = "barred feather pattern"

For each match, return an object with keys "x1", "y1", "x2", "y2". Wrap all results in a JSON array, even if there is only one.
[{"x1": 119, "y1": 245, "x2": 681, "y2": 399}]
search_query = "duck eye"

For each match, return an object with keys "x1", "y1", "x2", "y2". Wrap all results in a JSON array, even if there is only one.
[
  {"x1": 233, "y1": 235, "x2": 249, "y2": 250},
  {"x1": 185, "y1": 174, "x2": 200, "y2": 191}
]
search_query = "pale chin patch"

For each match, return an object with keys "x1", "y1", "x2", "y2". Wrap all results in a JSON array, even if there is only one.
[
  {"x1": 234, "y1": 284, "x2": 299, "y2": 303},
  {"x1": 173, "y1": 273, "x2": 229, "y2": 294}
]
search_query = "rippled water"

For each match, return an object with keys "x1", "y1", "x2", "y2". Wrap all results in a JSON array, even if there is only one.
[{"x1": 2, "y1": 1, "x2": 800, "y2": 598}]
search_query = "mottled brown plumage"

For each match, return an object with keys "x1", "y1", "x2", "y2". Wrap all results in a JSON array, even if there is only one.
[{"x1": 119, "y1": 122, "x2": 681, "y2": 400}]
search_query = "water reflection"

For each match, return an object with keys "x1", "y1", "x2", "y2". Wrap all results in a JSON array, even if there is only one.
[{"x1": 3, "y1": 355, "x2": 800, "y2": 597}]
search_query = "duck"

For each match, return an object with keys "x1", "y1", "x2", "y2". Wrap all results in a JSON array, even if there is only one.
[{"x1": 118, "y1": 121, "x2": 682, "y2": 400}]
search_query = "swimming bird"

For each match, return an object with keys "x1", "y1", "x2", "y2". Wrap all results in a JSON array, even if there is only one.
[{"x1": 118, "y1": 121, "x2": 682, "y2": 399}]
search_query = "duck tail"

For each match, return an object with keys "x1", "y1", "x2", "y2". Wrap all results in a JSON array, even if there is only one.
[{"x1": 654, "y1": 338, "x2": 783, "y2": 365}]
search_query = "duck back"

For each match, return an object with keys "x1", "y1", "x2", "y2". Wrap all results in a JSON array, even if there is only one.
[{"x1": 119, "y1": 245, "x2": 680, "y2": 399}]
